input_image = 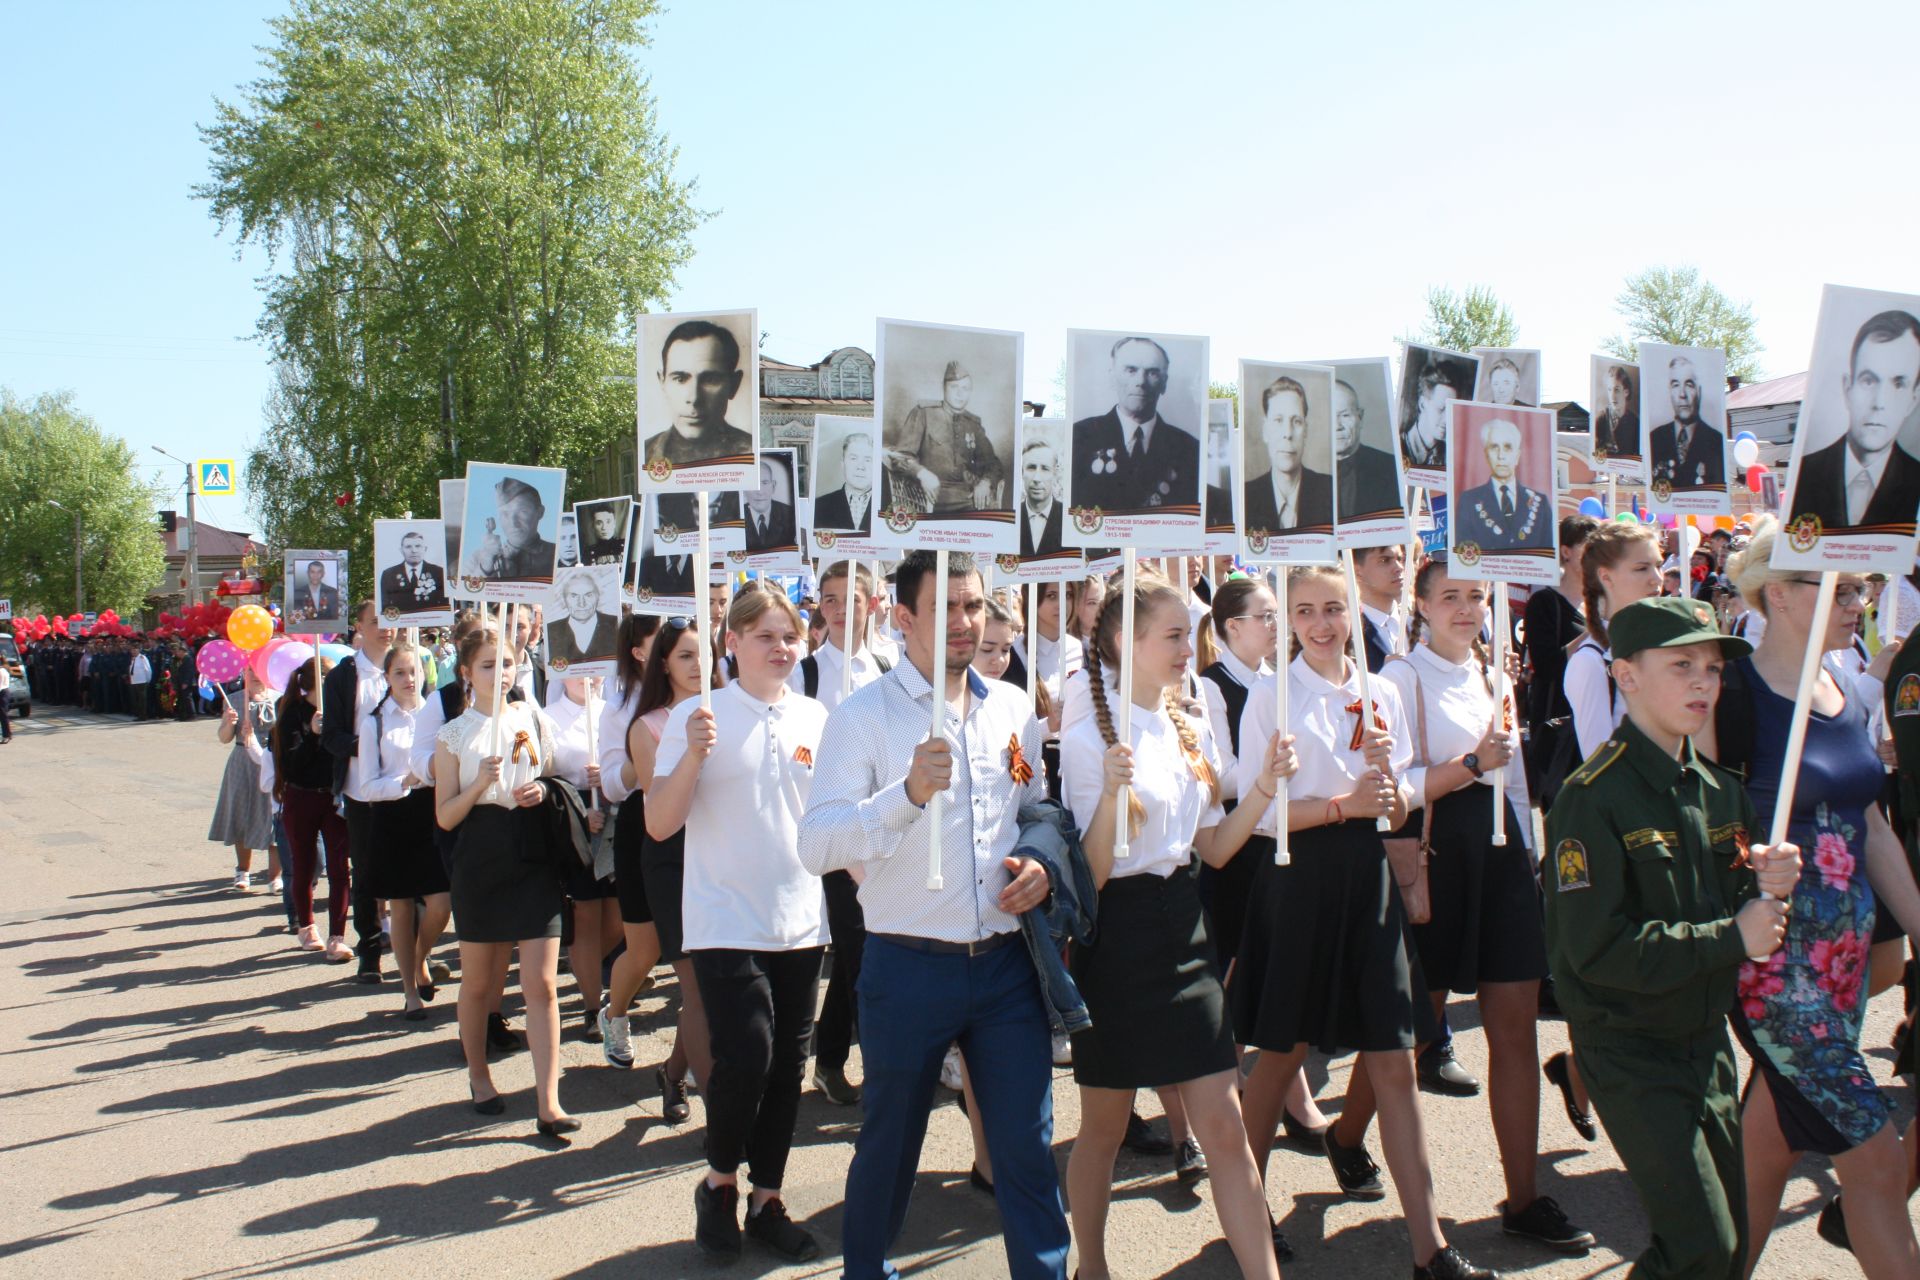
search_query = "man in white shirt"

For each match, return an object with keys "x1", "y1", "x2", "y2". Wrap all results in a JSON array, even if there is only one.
[
  {"x1": 128, "y1": 646, "x2": 154, "y2": 720},
  {"x1": 322, "y1": 599, "x2": 393, "y2": 981},
  {"x1": 798, "y1": 551, "x2": 1067, "y2": 1280}
]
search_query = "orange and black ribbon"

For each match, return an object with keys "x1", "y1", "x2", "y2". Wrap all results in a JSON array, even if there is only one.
[
  {"x1": 1343, "y1": 699, "x2": 1389, "y2": 752},
  {"x1": 1007, "y1": 734, "x2": 1033, "y2": 784},
  {"x1": 794, "y1": 745, "x2": 814, "y2": 767},
  {"x1": 510, "y1": 729, "x2": 537, "y2": 766}
]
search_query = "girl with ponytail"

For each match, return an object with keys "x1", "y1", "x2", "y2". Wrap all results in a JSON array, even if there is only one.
[
  {"x1": 1564, "y1": 522, "x2": 1662, "y2": 762},
  {"x1": 1060, "y1": 569, "x2": 1295, "y2": 1280}
]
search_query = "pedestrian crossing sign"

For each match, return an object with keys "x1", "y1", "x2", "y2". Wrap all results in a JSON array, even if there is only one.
[{"x1": 196, "y1": 459, "x2": 237, "y2": 496}]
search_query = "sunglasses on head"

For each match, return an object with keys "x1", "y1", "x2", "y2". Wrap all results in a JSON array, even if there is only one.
[{"x1": 665, "y1": 616, "x2": 694, "y2": 630}]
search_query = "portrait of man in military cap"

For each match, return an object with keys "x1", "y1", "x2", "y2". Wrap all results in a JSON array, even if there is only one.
[
  {"x1": 882, "y1": 358, "x2": 1005, "y2": 515},
  {"x1": 458, "y1": 462, "x2": 568, "y2": 598}
]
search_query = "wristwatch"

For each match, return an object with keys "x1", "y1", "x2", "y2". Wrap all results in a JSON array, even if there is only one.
[{"x1": 1463, "y1": 753, "x2": 1484, "y2": 778}]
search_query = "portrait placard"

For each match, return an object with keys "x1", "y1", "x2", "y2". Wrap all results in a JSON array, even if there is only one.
[
  {"x1": 457, "y1": 461, "x2": 568, "y2": 603},
  {"x1": 574, "y1": 496, "x2": 634, "y2": 578},
  {"x1": 284, "y1": 549, "x2": 349, "y2": 634},
  {"x1": 1238, "y1": 360, "x2": 1338, "y2": 564},
  {"x1": 544, "y1": 563, "x2": 623, "y2": 679},
  {"x1": 630, "y1": 495, "x2": 706, "y2": 618},
  {"x1": 439, "y1": 479, "x2": 473, "y2": 602},
  {"x1": 373, "y1": 519, "x2": 454, "y2": 627},
  {"x1": 1003, "y1": 417, "x2": 1082, "y2": 581},
  {"x1": 873, "y1": 318, "x2": 1022, "y2": 553},
  {"x1": 555, "y1": 514, "x2": 581, "y2": 571},
  {"x1": 1320, "y1": 356, "x2": 1413, "y2": 550},
  {"x1": 1589, "y1": 354, "x2": 1645, "y2": 482},
  {"x1": 806, "y1": 413, "x2": 890, "y2": 562},
  {"x1": 1774, "y1": 284, "x2": 1920, "y2": 572},
  {"x1": 1640, "y1": 342, "x2": 1730, "y2": 516},
  {"x1": 1470, "y1": 348, "x2": 1542, "y2": 408},
  {"x1": 1446, "y1": 402, "x2": 1558, "y2": 585},
  {"x1": 1203, "y1": 399, "x2": 1238, "y2": 556},
  {"x1": 1396, "y1": 343, "x2": 1481, "y2": 490},
  {"x1": 743, "y1": 447, "x2": 806, "y2": 571},
  {"x1": 636, "y1": 308, "x2": 759, "y2": 493},
  {"x1": 1064, "y1": 328, "x2": 1209, "y2": 552}
]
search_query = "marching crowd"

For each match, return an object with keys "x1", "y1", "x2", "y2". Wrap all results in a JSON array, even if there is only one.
[{"x1": 53, "y1": 522, "x2": 1920, "y2": 1279}]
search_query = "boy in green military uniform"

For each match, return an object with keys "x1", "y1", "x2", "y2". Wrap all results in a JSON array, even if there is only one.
[{"x1": 1544, "y1": 596, "x2": 1801, "y2": 1279}]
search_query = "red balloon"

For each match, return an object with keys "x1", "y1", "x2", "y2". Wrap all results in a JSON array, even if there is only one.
[{"x1": 1746, "y1": 464, "x2": 1767, "y2": 493}]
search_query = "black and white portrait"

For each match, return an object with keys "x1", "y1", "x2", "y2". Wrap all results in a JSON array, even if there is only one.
[
  {"x1": 629, "y1": 495, "x2": 700, "y2": 613},
  {"x1": 1065, "y1": 328, "x2": 1208, "y2": 551},
  {"x1": 544, "y1": 564, "x2": 622, "y2": 672},
  {"x1": 285, "y1": 550, "x2": 347, "y2": 635},
  {"x1": 1204, "y1": 398, "x2": 1236, "y2": 555},
  {"x1": 1017, "y1": 418, "x2": 1068, "y2": 559},
  {"x1": 874, "y1": 318, "x2": 1021, "y2": 552},
  {"x1": 1641, "y1": 342, "x2": 1729, "y2": 514},
  {"x1": 810, "y1": 414, "x2": 888, "y2": 539},
  {"x1": 1396, "y1": 343, "x2": 1481, "y2": 488},
  {"x1": 1322, "y1": 355, "x2": 1412, "y2": 549},
  {"x1": 1590, "y1": 355, "x2": 1644, "y2": 479},
  {"x1": 374, "y1": 519, "x2": 452, "y2": 626},
  {"x1": 1777, "y1": 285, "x2": 1920, "y2": 572},
  {"x1": 555, "y1": 514, "x2": 580, "y2": 570},
  {"x1": 1471, "y1": 348, "x2": 1542, "y2": 408},
  {"x1": 743, "y1": 448, "x2": 801, "y2": 560},
  {"x1": 575, "y1": 497, "x2": 633, "y2": 572},
  {"x1": 439, "y1": 479, "x2": 470, "y2": 602},
  {"x1": 1238, "y1": 360, "x2": 1337, "y2": 563},
  {"x1": 458, "y1": 461, "x2": 568, "y2": 603},
  {"x1": 651, "y1": 489, "x2": 745, "y2": 556},
  {"x1": 637, "y1": 308, "x2": 759, "y2": 491}
]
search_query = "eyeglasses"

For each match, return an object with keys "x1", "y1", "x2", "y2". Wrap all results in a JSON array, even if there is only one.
[
  {"x1": 1230, "y1": 610, "x2": 1278, "y2": 625},
  {"x1": 1787, "y1": 579, "x2": 1866, "y2": 606}
]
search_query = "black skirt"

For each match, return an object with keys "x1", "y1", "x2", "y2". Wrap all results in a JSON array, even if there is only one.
[
  {"x1": 449, "y1": 805, "x2": 565, "y2": 943},
  {"x1": 368, "y1": 789, "x2": 450, "y2": 899},
  {"x1": 1409, "y1": 789, "x2": 1548, "y2": 994},
  {"x1": 613, "y1": 790, "x2": 653, "y2": 926},
  {"x1": 640, "y1": 828, "x2": 689, "y2": 962},
  {"x1": 1070, "y1": 862, "x2": 1236, "y2": 1089},
  {"x1": 1230, "y1": 822, "x2": 1424, "y2": 1055},
  {"x1": 1198, "y1": 824, "x2": 1258, "y2": 971}
]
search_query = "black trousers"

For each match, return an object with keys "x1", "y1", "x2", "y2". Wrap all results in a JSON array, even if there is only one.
[
  {"x1": 815, "y1": 869, "x2": 866, "y2": 1071},
  {"x1": 692, "y1": 946, "x2": 825, "y2": 1189},
  {"x1": 0, "y1": 689, "x2": 11, "y2": 740},
  {"x1": 341, "y1": 798, "x2": 383, "y2": 961}
]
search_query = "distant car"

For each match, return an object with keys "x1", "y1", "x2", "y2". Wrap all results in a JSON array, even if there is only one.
[{"x1": 0, "y1": 634, "x2": 31, "y2": 717}]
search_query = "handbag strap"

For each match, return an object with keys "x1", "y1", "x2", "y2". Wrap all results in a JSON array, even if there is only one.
[{"x1": 1384, "y1": 654, "x2": 1438, "y2": 849}]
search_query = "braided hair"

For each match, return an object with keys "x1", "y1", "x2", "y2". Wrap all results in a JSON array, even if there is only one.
[{"x1": 1085, "y1": 569, "x2": 1220, "y2": 837}]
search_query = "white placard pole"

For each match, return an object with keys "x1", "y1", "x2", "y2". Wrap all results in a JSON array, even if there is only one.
[
  {"x1": 697, "y1": 491, "x2": 712, "y2": 710},
  {"x1": 1115, "y1": 548, "x2": 1137, "y2": 861},
  {"x1": 586, "y1": 680, "x2": 599, "y2": 811},
  {"x1": 1025, "y1": 579, "x2": 1039, "y2": 712},
  {"x1": 1344, "y1": 550, "x2": 1391, "y2": 832},
  {"x1": 1273, "y1": 568, "x2": 1291, "y2": 867},
  {"x1": 1491, "y1": 592, "x2": 1510, "y2": 847},
  {"x1": 927, "y1": 549, "x2": 950, "y2": 891},
  {"x1": 1607, "y1": 476, "x2": 1617, "y2": 518},
  {"x1": 1753, "y1": 572, "x2": 1836, "y2": 954},
  {"x1": 842, "y1": 557, "x2": 857, "y2": 701}
]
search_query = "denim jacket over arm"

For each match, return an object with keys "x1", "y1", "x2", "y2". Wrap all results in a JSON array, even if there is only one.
[{"x1": 1014, "y1": 798, "x2": 1097, "y2": 1036}]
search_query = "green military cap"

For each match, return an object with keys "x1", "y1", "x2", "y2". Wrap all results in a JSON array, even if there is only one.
[{"x1": 1609, "y1": 596, "x2": 1752, "y2": 662}]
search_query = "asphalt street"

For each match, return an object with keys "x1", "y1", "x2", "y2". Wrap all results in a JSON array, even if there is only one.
[{"x1": 0, "y1": 706, "x2": 1908, "y2": 1278}]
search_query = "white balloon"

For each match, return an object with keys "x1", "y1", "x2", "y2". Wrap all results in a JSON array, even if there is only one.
[{"x1": 1733, "y1": 437, "x2": 1759, "y2": 469}]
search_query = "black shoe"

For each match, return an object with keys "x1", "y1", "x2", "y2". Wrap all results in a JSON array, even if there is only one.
[
  {"x1": 969, "y1": 1166, "x2": 994, "y2": 1195},
  {"x1": 1417, "y1": 1042, "x2": 1481, "y2": 1096},
  {"x1": 1536, "y1": 975, "x2": 1562, "y2": 1018},
  {"x1": 814, "y1": 1063, "x2": 862, "y2": 1105},
  {"x1": 693, "y1": 1180, "x2": 742, "y2": 1259},
  {"x1": 744, "y1": 1196, "x2": 820, "y2": 1262},
  {"x1": 1501, "y1": 1195, "x2": 1595, "y2": 1254},
  {"x1": 1414, "y1": 1245, "x2": 1498, "y2": 1279},
  {"x1": 1270, "y1": 1220, "x2": 1295, "y2": 1264},
  {"x1": 658, "y1": 1066, "x2": 691, "y2": 1124},
  {"x1": 1892, "y1": 1020, "x2": 1913, "y2": 1077},
  {"x1": 1123, "y1": 1110, "x2": 1173, "y2": 1155},
  {"x1": 486, "y1": 1013, "x2": 521, "y2": 1053},
  {"x1": 536, "y1": 1114, "x2": 582, "y2": 1142},
  {"x1": 402, "y1": 1003, "x2": 428, "y2": 1022},
  {"x1": 357, "y1": 953, "x2": 382, "y2": 984},
  {"x1": 1323, "y1": 1129, "x2": 1386, "y2": 1200},
  {"x1": 1542, "y1": 1052, "x2": 1597, "y2": 1142},
  {"x1": 1817, "y1": 1193, "x2": 1853, "y2": 1252},
  {"x1": 417, "y1": 982, "x2": 437, "y2": 1004},
  {"x1": 581, "y1": 1010, "x2": 602, "y2": 1044},
  {"x1": 1280, "y1": 1106, "x2": 1331, "y2": 1151},
  {"x1": 469, "y1": 1083, "x2": 504, "y2": 1116},
  {"x1": 1174, "y1": 1136, "x2": 1208, "y2": 1185}
]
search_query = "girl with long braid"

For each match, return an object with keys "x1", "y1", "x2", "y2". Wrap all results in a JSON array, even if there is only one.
[{"x1": 1060, "y1": 569, "x2": 1295, "y2": 1280}]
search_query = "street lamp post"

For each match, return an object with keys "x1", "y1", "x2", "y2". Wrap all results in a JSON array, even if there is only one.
[
  {"x1": 47, "y1": 499, "x2": 82, "y2": 613},
  {"x1": 152, "y1": 447, "x2": 198, "y2": 605}
]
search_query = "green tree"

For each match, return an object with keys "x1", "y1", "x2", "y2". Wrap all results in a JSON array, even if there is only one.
[
  {"x1": 1602, "y1": 266, "x2": 1765, "y2": 382},
  {"x1": 1406, "y1": 285, "x2": 1518, "y2": 352},
  {"x1": 197, "y1": 0, "x2": 701, "y2": 599},
  {"x1": 0, "y1": 389, "x2": 167, "y2": 616}
]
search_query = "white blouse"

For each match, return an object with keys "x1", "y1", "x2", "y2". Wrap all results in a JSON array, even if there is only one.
[
  {"x1": 436, "y1": 703, "x2": 556, "y2": 808},
  {"x1": 359, "y1": 696, "x2": 431, "y2": 802},
  {"x1": 545, "y1": 692, "x2": 596, "y2": 789},
  {"x1": 1062, "y1": 703, "x2": 1226, "y2": 879},
  {"x1": 1564, "y1": 638, "x2": 1621, "y2": 763},
  {"x1": 1198, "y1": 645, "x2": 1268, "y2": 801},
  {"x1": 1234, "y1": 653, "x2": 1412, "y2": 837},
  {"x1": 595, "y1": 682, "x2": 641, "y2": 803}
]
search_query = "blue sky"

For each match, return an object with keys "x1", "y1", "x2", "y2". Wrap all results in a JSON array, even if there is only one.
[{"x1": 6, "y1": 0, "x2": 1918, "y2": 535}]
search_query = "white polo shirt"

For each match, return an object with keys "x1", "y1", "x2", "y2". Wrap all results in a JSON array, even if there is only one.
[
  {"x1": 656, "y1": 682, "x2": 830, "y2": 952},
  {"x1": 1061, "y1": 702, "x2": 1225, "y2": 879},
  {"x1": 1234, "y1": 653, "x2": 1411, "y2": 837}
]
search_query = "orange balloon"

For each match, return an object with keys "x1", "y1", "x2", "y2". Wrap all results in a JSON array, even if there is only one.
[{"x1": 226, "y1": 604, "x2": 274, "y2": 652}]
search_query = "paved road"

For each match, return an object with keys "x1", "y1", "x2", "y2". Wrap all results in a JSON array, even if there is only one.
[{"x1": 1, "y1": 707, "x2": 1908, "y2": 1278}]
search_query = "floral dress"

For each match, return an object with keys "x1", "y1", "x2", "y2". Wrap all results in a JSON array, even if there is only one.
[{"x1": 1732, "y1": 659, "x2": 1887, "y2": 1152}]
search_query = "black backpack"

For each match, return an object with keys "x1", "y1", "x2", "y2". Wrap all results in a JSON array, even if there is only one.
[{"x1": 800, "y1": 650, "x2": 890, "y2": 699}]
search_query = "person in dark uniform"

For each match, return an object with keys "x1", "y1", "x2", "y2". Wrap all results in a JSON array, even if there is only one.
[
  {"x1": 582, "y1": 504, "x2": 629, "y2": 566},
  {"x1": 1545, "y1": 596, "x2": 1801, "y2": 1280},
  {"x1": 378, "y1": 530, "x2": 449, "y2": 614},
  {"x1": 1787, "y1": 309, "x2": 1920, "y2": 535},
  {"x1": 1455, "y1": 418, "x2": 1551, "y2": 553},
  {"x1": 813, "y1": 430, "x2": 890, "y2": 537},
  {"x1": 1647, "y1": 355, "x2": 1727, "y2": 491},
  {"x1": 637, "y1": 545, "x2": 697, "y2": 598},
  {"x1": 292, "y1": 560, "x2": 341, "y2": 623},
  {"x1": 1071, "y1": 336, "x2": 1200, "y2": 514},
  {"x1": 1243, "y1": 375, "x2": 1332, "y2": 535},
  {"x1": 1332, "y1": 378, "x2": 1401, "y2": 523},
  {"x1": 466, "y1": 476, "x2": 558, "y2": 582},
  {"x1": 885, "y1": 361, "x2": 1005, "y2": 516},
  {"x1": 644, "y1": 319, "x2": 755, "y2": 471},
  {"x1": 1592, "y1": 363, "x2": 1640, "y2": 460}
]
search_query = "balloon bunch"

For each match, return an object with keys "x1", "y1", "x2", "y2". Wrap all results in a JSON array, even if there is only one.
[{"x1": 1732, "y1": 431, "x2": 1766, "y2": 492}]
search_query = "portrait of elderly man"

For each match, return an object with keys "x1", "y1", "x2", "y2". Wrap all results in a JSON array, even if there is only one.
[
  {"x1": 1071, "y1": 336, "x2": 1200, "y2": 512},
  {"x1": 814, "y1": 429, "x2": 890, "y2": 536},
  {"x1": 1647, "y1": 354, "x2": 1727, "y2": 490},
  {"x1": 1789, "y1": 309, "x2": 1920, "y2": 533},
  {"x1": 744, "y1": 457, "x2": 798, "y2": 552},
  {"x1": 1332, "y1": 377, "x2": 1401, "y2": 521},
  {"x1": 643, "y1": 318, "x2": 755, "y2": 470},
  {"x1": 885, "y1": 360, "x2": 1004, "y2": 515},
  {"x1": 1400, "y1": 361, "x2": 1462, "y2": 471},
  {"x1": 466, "y1": 475, "x2": 558, "y2": 581},
  {"x1": 1243, "y1": 375, "x2": 1332, "y2": 534},
  {"x1": 1484, "y1": 356, "x2": 1534, "y2": 407},
  {"x1": 292, "y1": 559, "x2": 341, "y2": 622},
  {"x1": 1457, "y1": 418, "x2": 1550, "y2": 552},
  {"x1": 378, "y1": 530, "x2": 448, "y2": 612},
  {"x1": 1019, "y1": 437, "x2": 1065, "y2": 556},
  {"x1": 1593, "y1": 363, "x2": 1641, "y2": 459},
  {"x1": 546, "y1": 568, "x2": 620, "y2": 665}
]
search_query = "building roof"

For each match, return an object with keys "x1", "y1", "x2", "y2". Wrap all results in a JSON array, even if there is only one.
[
  {"x1": 1727, "y1": 371, "x2": 1806, "y2": 410},
  {"x1": 161, "y1": 517, "x2": 264, "y2": 561}
]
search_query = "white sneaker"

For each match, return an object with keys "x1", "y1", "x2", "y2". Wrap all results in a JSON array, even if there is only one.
[
  {"x1": 1052, "y1": 1033, "x2": 1073, "y2": 1067},
  {"x1": 939, "y1": 1044, "x2": 965, "y2": 1092},
  {"x1": 269, "y1": 876, "x2": 285, "y2": 895},
  {"x1": 599, "y1": 1002, "x2": 634, "y2": 1069},
  {"x1": 231, "y1": 871, "x2": 251, "y2": 894}
]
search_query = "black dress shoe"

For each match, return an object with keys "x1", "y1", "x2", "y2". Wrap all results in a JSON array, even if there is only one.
[
  {"x1": 744, "y1": 1196, "x2": 819, "y2": 1261},
  {"x1": 356, "y1": 953, "x2": 382, "y2": 985},
  {"x1": 536, "y1": 1115, "x2": 582, "y2": 1141},
  {"x1": 1174, "y1": 1136, "x2": 1208, "y2": 1185},
  {"x1": 694, "y1": 1179, "x2": 742, "y2": 1258},
  {"x1": 1281, "y1": 1106, "x2": 1331, "y2": 1151},
  {"x1": 486, "y1": 1013, "x2": 521, "y2": 1053},
  {"x1": 1417, "y1": 1043, "x2": 1481, "y2": 1096},
  {"x1": 1270, "y1": 1219, "x2": 1295, "y2": 1264},
  {"x1": 469, "y1": 1084, "x2": 505, "y2": 1116},
  {"x1": 969, "y1": 1166, "x2": 994, "y2": 1195},
  {"x1": 402, "y1": 1003, "x2": 428, "y2": 1022},
  {"x1": 1413, "y1": 1245, "x2": 1498, "y2": 1279},
  {"x1": 658, "y1": 1066, "x2": 691, "y2": 1124},
  {"x1": 1542, "y1": 1052, "x2": 1597, "y2": 1141},
  {"x1": 1323, "y1": 1129, "x2": 1386, "y2": 1200},
  {"x1": 1122, "y1": 1110, "x2": 1173, "y2": 1155},
  {"x1": 417, "y1": 982, "x2": 437, "y2": 1003},
  {"x1": 1501, "y1": 1195, "x2": 1595, "y2": 1253}
]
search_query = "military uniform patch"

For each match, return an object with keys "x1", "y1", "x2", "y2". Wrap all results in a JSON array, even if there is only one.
[
  {"x1": 1555, "y1": 839, "x2": 1591, "y2": 892},
  {"x1": 1896, "y1": 673, "x2": 1920, "y2": 717}
]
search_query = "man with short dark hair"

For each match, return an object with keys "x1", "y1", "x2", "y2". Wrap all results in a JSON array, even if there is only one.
[
  {"x1": 294, "y1": 560, "x2": 341, "y2": 623},
  {"x1": 1593, "y1": 365, "x2": 1640, "y2": 459},
  {"x1": 1400, "y1": 362, "x2": 1461, "y2": 471},
  {"x1": 379, "y1": 531, "x2": 449, "y2": 612},
  {"x1": 645, "y1": 320, "x2": 755, "y2": 470},
  {"x1": 1071, "y1": 336, "x2": 1200, "y2": 513},
  {"x1": 1789, "y1": 309, "x2": 1920, "y2": 532},
  {"x1": 584, "y1": 505, "x2": 626, "y2": 566},
  {"x1": 1244, "y1": 375, "x2": 1332, "y2": 534},
  {"x1": 743, "y1": 459, "x2": 797, "y2": 553}
]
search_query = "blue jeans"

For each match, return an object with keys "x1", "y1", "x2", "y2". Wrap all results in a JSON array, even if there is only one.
[{"x1": 841, "y1": 937, "x2": 1069, "y2": 1280}]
